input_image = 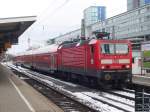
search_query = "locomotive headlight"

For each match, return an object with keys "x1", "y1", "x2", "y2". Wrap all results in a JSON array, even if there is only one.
[
  {"x1": 101, "y1": 66, "x2": 105, "y2": 69},
  {"x1": 101, "y1": 59, "x2": 113, "y2": 64},
  {"x1": 126, "y1": 65, "x2": 130, "y2": 68},
  {"x1": 119, "y1": 59, "x2": 130, "y2": 64}
]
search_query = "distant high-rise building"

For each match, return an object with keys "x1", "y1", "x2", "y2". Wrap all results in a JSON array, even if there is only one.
[
  {"x1": 141, "y1": 0, "x2": 150, "y2": 6},
  {"x1": 127, "y1": 0, "x2": 150, "y2": 11},
  {"x1": 140, "y1": 0, "x2": 145, "y2": 6},
  {"x1": 84, "y1": 6, "x2": 106, "y2": 26},
  {"x1": 127, "y1": 0, "x2": 140, "y2": 11}
]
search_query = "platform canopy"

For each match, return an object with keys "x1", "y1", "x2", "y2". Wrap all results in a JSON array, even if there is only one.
[{"x1": 0, "y1": 16, "x2": 36, "y2": 54}]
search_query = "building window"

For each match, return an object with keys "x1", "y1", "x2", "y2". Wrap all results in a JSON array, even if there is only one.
[
  {"x1": 139, "y1": 17, "x2": 145, "y2": 23},
  {"x1": 141, "y1": 26, "x2": 143, "y2": 31},
  {"x1": 147, "y1": 6, "x2": 150, "y2": 11},
  {"x1": 138, "y1": 9, "x2": 141, "y2": 14},
  {"x1": 105, "y1": 20, "x2": 108, "y2": 25},
  {"x1": 140, "y1": 8, "x2": 146, "y2": 13},
  {"x1": 102, "y1": 28, "x2": 105, "y2": 32},
  {"x1": 146, "y1": 15, "x2": 150, "y2": 21}
]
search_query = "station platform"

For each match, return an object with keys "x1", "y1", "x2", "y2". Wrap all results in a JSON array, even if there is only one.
[
  {"x1": 0, "y1": 64, "x2": 63, "y2": 112},
  {"x1": 132, "y1": 75, "x2": 150, "y2": 87}
]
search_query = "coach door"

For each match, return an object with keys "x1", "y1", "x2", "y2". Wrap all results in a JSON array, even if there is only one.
[{"x1": 50, "y1": 54, "x2": 55, "y2": 70}]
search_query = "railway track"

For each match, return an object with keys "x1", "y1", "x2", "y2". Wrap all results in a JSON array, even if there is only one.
[
  {"x1": 82, "y1": 92, "x2": 134, "y2": 112},
  {"x1": 26, "y1": 79, "x2": 94, "y2": 112},
  {"x1": 8, "y1": 65, "x2": 97, "y2": 112},
  {"x1": 106, "y1": 90, "x2": 135, "y2": 101},
  {"x1": 7, "y1": 64, "x2": 135, "y2": 112},
  {"x1": 122, "y1": 88, "x2": 135, "y2": 94}
]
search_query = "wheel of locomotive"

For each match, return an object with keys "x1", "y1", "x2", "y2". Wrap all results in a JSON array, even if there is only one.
[
  {"x1": 78, "y1": 75, "x2": 84, "y2": 84},
  {"x1": 62, "y1": 72, "x2": 68, "y2": 81},
  {"x1": 111, "y1": 80, "x2": 125, "y2": 90},
  {"x1": 81, "y1": 76, "x2": 89, "y2": 86},
  {"x1": 96, "y1": 78, "x2": 112, "y2": 90},
  {"x1": 66, "y1": 72, "x2": 71, "y2": 81},
  {"x1": 88, "y1": 77, "x2": 98, "y2": 88}
]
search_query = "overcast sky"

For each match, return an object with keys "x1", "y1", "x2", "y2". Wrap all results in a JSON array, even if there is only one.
[{"x1": 6, "y1": 0, "x2": 127, "y2": 54}]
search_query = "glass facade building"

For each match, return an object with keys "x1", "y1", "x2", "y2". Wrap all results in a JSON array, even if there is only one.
[
  {"x1": 128, "y1": 0, "x2": 150, "y2": 10},
  {"x1": 127, "y1": 0, "x2": 140, "y2": 11},
  {"x1": 144, "y1": 0, "x2": 150, "y2": 4},
  {"x1": 84, "y1": 6, "x2": 106, "y2": 26},
  {"x1": 140, "y1": 0, "x2": 150, "y2": 6}
]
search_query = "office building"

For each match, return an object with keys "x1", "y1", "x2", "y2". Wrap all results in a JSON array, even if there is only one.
[
  {"x1": 84, "y1": 6, "x2": 106, "y2": 26},
  {"x1": 127, "y1": 0, "x2": 150, "y2": 10}
]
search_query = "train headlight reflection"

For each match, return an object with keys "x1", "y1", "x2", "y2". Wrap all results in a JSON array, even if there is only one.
[
  {"x1": 126, "y1": 65, "x2": 130, "y2": 69},
  {"x1": 101, "y1": 66, "x2": 105, "y2": 69}
]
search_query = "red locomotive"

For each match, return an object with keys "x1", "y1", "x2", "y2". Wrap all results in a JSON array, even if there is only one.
[{"x1": 14, "y1": 32, "x2": 132, "y2": 87}]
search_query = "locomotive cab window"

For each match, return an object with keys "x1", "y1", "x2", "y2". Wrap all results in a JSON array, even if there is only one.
[
  {"x1": 115, "y1": 44, "x2": 128, "y2": 54},
  {"x1": 101, "y1": 43, "x2": 128, "y2": 54},
  {"x1": 101, "y1": 44, "x2": 114, "y2": 54}
]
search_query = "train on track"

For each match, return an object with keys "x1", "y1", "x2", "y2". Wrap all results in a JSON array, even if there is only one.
[{"x1": 14, "y1": 32, "x2": 132, "y2": 87}]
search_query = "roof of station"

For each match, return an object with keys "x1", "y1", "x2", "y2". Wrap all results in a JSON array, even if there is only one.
[{"x1": 0, "y1": 16, "x2": 36, "y2": 54}]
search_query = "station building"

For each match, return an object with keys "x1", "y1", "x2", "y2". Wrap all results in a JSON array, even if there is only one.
[
  {"x1": 127, "y1": 0, "x2": 150, "y2": 11},
  {"x1": 54, "y1": 29, "x2": 81, "y2": 44},
  {"x1": 54, "y1": 3, "x2": 150, "y2": 51}
]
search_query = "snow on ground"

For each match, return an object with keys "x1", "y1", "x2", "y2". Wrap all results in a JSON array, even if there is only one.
[
  {"x1": 30, "y1": 74, "x2": 134, "y2": 112},
  {"x1": 113, "y1": 91, "x2": 135, "y2": 98},
  {"x1": 16, "y1": 64, "x2": 78, "y2": 87},
  {"x1": 73, "y1": 92, "x2": 122, "y2": 112},
  {"x1": 102, "y1": 92, "x2": 134, "y2": 106},
  {"x1": 6, "y1": 63, "x2": 134, "y2": 112},
  {"x1": 41, "y1": 79, "x2": 119, "y2": 112},
  {"x1": 38, "y1": 73, "x2": 78, "y2": 87},
  {"x1": 81, "y1": 92, "x2": 134, "y2": 112}
]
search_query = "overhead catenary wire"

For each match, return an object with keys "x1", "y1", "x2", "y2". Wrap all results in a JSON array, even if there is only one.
[
  {"x1": 27, "y1": 0, "x2": 71, "y2": 40},
  {"x1": 37, "y1": 0, "x2": 59, "y2": 22},
  {"x1": 23, "y1": 0, "x2": 72, "y2": 49},
  {"x1": 37, "y1": 0, "x2": 71, "y2": 25}
]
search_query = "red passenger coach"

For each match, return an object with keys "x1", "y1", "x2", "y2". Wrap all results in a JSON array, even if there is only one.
[
  {"x1": 15, "y1": 44, "x2": 58, "y2": 72},
  {"x1": 31, "y1": 45, "x2": 58, "y2": 72}
]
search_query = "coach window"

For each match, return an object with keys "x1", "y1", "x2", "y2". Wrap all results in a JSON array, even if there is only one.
[
  {"x1": 51, "y1": 55, "x2": 55, "y2": 66},
  {"x1": 53, "y1": 55, "x2": 55, "y2": 65}
]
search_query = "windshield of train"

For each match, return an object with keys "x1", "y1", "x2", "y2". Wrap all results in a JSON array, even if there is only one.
[{"x1": 101, "y1": 43, "x2": 128, "y2": 54}]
